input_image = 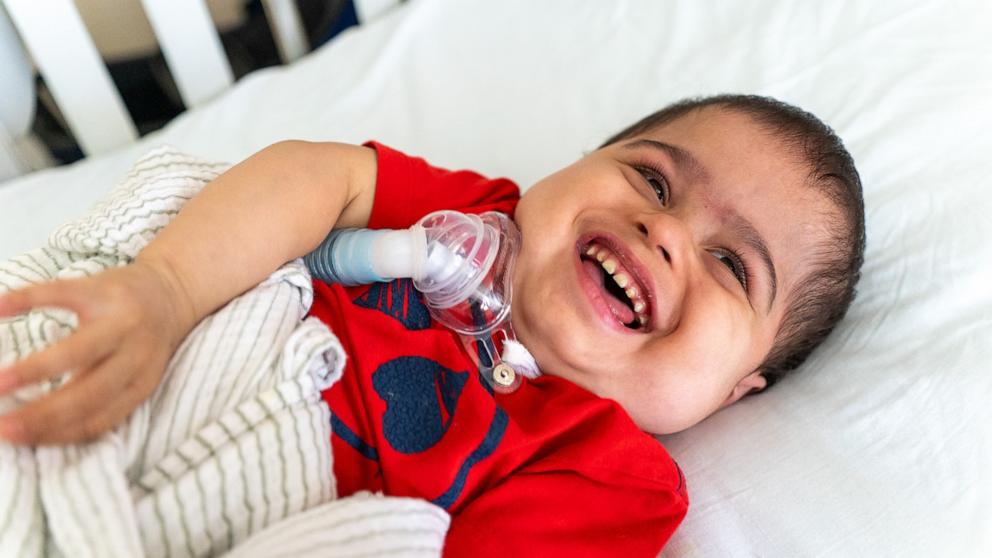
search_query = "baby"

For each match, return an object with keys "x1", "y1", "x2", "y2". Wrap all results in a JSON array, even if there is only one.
[{"x1": 0, "y1": 94, "x2": 864, "y2": 555}]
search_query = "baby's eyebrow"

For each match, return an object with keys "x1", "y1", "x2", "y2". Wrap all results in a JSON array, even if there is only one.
[
  {"x1": 728, "y1": 211, "x2": 778, "y2": 313},
  {"x1": 622, "y1": 139, "x2": 710, "y2": 184}
]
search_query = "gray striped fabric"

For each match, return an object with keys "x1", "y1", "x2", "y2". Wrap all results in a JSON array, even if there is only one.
[{"x1": 0, "y1": 146, "x2": 449, "y2": 557}]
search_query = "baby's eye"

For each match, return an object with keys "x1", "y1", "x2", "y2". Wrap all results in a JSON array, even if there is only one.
[
  {"x1": 710, "y1": 248, "x2": 748, "y2": 291},
  {"x1": 636, "y1": 166, "x2": 670, "y2": 206}
]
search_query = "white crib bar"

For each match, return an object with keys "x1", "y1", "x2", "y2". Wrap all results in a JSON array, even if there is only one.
[
  {"x1": 140, "y1": 0, "x2": 234, "y2": 109},
  {"x1": 4, "y1": 0, "x2": 137, "y2": 157},
  {"x1": 262, "y1": 0, "x2": 309, "y2": 63}
]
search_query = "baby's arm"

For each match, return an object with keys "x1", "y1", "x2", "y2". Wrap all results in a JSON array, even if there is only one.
[
  {"x1": 139, "y1": 141, "x2": 377, "y2": 330},
  {"x1": 0, "y1": 141, "x2": 377, "y2": 445}
]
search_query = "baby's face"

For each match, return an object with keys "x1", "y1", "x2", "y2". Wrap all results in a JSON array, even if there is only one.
[{"x1": 511, "y1": 107, "x2": 835, "y2": 434}]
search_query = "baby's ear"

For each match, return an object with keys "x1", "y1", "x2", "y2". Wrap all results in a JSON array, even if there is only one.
[{"x1": 719, "y1": 371, "x2": 767, "y2": 409}]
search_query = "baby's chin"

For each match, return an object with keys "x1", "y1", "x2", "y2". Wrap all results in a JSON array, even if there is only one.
[
  {"x1": 637, "y1": 390, "x2": 734, "y2": 435},
  {"x1": 518, "y1": 339, "x2": 714, "y2": 434},
  {"x1": 510, "y1": 318, "x2": 593, "y2": 389}
]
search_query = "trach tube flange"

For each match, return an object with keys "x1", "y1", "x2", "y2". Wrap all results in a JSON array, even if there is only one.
[{"x1": 304, "y1": 210, "x2": 540, "y2": 391}]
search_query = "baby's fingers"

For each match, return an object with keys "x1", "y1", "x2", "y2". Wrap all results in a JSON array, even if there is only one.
[
  {"x1": 0, "y1": 350, "x2": 142, "y2": 445},
  {"x1": 0, "y1": 323, "x2": 117, "y2": 397},
  {"x1": 0, "y1": 279, "x2": 88, "y2": 318}
]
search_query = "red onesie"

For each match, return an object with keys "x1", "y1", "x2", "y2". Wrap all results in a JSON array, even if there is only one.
[{"x1": 309, "y1": 142, "x2": 688, "y2": 557}]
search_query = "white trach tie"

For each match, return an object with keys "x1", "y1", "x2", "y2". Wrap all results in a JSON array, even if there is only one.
[{"x1": 500, "y1": 340, "x2": 541, "y2": 380}]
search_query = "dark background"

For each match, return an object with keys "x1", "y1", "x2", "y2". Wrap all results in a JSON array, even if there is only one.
[{"x1": 32, "y1": 0, "x2": 360, "y2": 165}]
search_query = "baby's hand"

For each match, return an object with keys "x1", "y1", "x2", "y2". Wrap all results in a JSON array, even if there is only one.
[{"x1": 0, "y1": 260, "x2": 196, "y2": 445}]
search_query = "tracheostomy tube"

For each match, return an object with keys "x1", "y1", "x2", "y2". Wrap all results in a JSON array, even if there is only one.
[{"x1": 304, "y1": 210, "x2": 539, "y2": 392}]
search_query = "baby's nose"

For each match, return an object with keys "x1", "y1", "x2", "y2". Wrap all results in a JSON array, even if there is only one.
[
  {"x1": 636, "y1": 215, "x2": 691, "y2": 334},
  {"x1": 637, "y1": 213, "x2": 693, "y2": 273}
]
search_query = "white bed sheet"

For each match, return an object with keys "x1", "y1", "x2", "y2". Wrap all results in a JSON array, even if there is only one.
[{"x1": 1, "y1": 0, "x2": 990, "y2": 555}]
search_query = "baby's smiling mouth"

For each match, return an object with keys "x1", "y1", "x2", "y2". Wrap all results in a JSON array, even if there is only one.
[{"x1": 579, "y1": 239, "x2": 653, "y2": 331}]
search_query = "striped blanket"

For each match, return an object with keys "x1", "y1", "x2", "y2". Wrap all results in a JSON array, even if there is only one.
[{"x1": 0, "y1": 146, "x2": 450, "y2": 557}]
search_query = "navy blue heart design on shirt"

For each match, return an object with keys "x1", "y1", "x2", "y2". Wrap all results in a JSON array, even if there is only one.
[
  {"x1": 354, "y1": 279, "x2": 431, "y2": 330},
  {"x1": 373, "y1": 356, "x2": 469, "y2": 454}
]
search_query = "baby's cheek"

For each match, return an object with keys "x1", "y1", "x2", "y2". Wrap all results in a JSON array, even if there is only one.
[
  {"x1": 726, "y1": 323, "x2": 758, "y2": 371},
  {"x1": 682, "y1": 302, "x2": 753, "y2": 374}
]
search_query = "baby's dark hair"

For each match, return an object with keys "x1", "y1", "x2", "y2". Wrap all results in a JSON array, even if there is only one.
[{"x1": 601, "y1": 94, "x2": 866, "y2": 388}]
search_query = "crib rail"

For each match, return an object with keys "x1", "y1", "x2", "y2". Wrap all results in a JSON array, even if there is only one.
[
  {"x1": 3, "y1": 0, "x2": 401, "y2": 159},
  {"x1": 139, "y1": 0, "x2": 235, "y2": 110},
  {"x1": 5, "y1": 0, "x2": 138, "y2": 156}
]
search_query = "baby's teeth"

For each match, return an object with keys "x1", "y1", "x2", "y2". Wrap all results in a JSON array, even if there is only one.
[
  {"x1": 595, "y1": 251, "x2": 606, "y2": 262},
  {"x1": 585, "y1": 246, "x2": 598, "y2": 257},
  {"x1": 625, "y1": 287, "x2": 638, "y2": 299},
  {"x1": 613, "y1": 273, "x2": 629, "y2": 288},
  {"x1": 633, "y1": 300, "x2": 645, "y2": 313},
  {"x1": 637, "y1": 314, "x2": 647, "y2": 326},
  {"x1": 602, "y1": 258, "x2": 617, "y2": 274}
]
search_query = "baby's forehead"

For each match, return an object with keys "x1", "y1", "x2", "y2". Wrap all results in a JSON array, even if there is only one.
[
  {"x1": 640, "y1": 111, "x2": 813, "y2": 194},
  {"x1": 644, "y1": 110, "x2": 841, "y2": 288},
  {"x1": 642, "y1": 107, "x2": 805, "y2": 163}
]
